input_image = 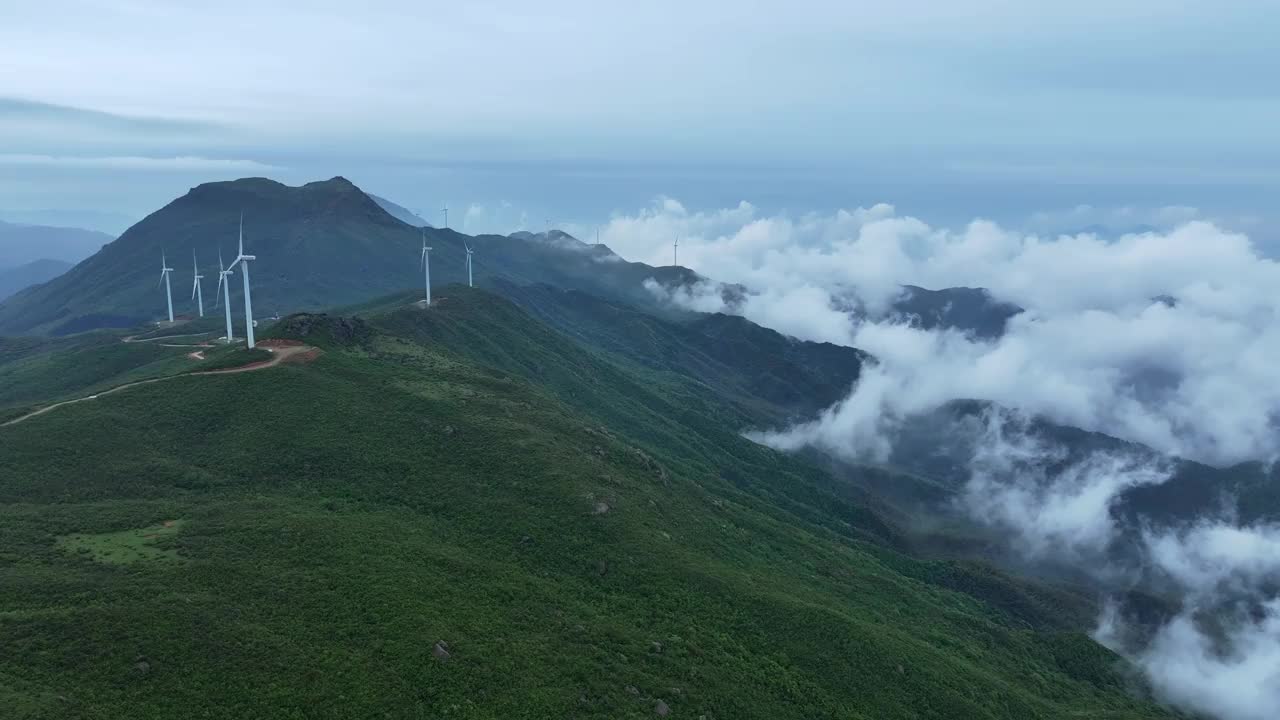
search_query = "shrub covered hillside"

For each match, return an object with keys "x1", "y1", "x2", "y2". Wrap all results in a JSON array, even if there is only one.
[{"x1": 0, "y1": 287, "x2": 1175, "y2": 719}]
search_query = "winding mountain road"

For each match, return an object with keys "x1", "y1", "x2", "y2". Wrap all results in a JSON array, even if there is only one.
[{"x1": 1, "y1": 343, "x2": 316, "y2": 429}]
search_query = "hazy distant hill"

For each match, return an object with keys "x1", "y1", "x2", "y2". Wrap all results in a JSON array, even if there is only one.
[
  {"x1": 1, "y1": 209, "x2": 136, "y2": 236},
  {"x1": 0, "y1": 259, "x2": 74, "y2": 301},
  {"x1": 369, "y1": 194, "x2": 431, "y2": 227},
  {"x1": 889, "y1": 285, "x2": 1022, "y2": 339},
  {"x1": 0, "y1": 176, "x2": 698, "y2": 336},
  {"x1": 0, "y1": 220, "x2": 114, "y2": 267}
]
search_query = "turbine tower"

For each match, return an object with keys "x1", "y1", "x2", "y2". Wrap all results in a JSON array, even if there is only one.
[
  {"x1": 225, "y1": 213, "x2": 257, "y2": 349},
  {"x1": 673, "y1": 236, "x2": 679, "y2": 267},
  {"x1": 420, "y1": 229, "x2": 433, "y2": 304},
  {"x1": 464, "y1": 242, "x2": 474, "y2": 287},
  {"x1": 191, "y1": 250, "x2": 205, "y2": 317},
  {"x1": 159, "y1": 252, "x2": 175, "y2": 323},
  {"x1": 214, "y1": 248, "x2": 235, "y2": 344}
]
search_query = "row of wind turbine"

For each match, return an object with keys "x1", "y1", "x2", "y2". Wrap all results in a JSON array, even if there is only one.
[
  {"x1": 417, "y1": 228, "x2": 475, "y2": 303},
  {"x1": 158, "y1": 213, "x2": 257, "y2": 348}
]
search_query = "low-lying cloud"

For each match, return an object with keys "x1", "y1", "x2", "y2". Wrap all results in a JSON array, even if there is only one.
[
  {"x1": 939, "y1": 409, "x2": 1280, "y2": 720},
  {"x1": 609, "y1": 197, "x2": 1280, "y2": 720},
  {"x1": 619, "y1": 199, "x2": 1280, "y2": 466}
]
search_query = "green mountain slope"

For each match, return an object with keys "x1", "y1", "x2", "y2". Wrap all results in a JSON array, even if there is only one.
[
  {"x1": 0, "y1": 287, "x2": 1174, "y2": 719},
  {"x1": 493, "y1": 279, "x2": 868, "y2": 423}
]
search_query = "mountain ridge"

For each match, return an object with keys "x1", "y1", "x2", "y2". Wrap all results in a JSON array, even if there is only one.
[{"x1": 0, "y1": 177, "x2": 701, "y2": 336}]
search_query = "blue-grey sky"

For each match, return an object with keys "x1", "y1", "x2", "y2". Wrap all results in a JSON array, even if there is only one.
[{"x1": 2, "y1": 0, "x2": 1277, "y2": 238}]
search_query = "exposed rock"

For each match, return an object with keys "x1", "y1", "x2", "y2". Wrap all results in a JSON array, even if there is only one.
[
  {"x1": 626, "y1": 685, "x2": 640, "y2": 695},
  {"x1": 629, "y1": 447, "x2": 668, "y2": 480},
  {"x1": 595, "y1": 559, "x2": 609, "y2": 576},
  {"x1": 432, "y1": 641, "x2": 451, "y2": 661},
  {"x1": 655, "y1": 699, "x2": 671, "y2": 716},
  {"x1": 592, "y1": 501, "x2": 611, "y2": 515},
  {"x1": 442, "y1": 425, "x2": 456, "y2": 436},
  {"x1": 276, "y1": 313, "x2": 372, "y2": 346},
  {"x1": 650, "y1": 641, "x2": 663, "y2": 654}
]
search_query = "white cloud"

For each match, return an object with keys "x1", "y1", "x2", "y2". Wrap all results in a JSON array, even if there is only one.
[
  {"x1": 627, "y1": 198, "x2": 1280, "y2": 466},
  {"x1": 0, "y1": 154, "x2": 279, "y2": 171},
  {"x1": 1134, "y1": 601, "x2": 1280, "y2": 720},
  {"x1": 628, "y1": 196, "x2": 1280, "y2": 719}
]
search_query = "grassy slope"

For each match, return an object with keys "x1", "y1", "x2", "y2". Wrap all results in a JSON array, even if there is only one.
[
  {"x1": 0, "y1": 322, "x2": 282, "y2": 422},
  {"x1": 491, "y1": 280, "x2": 867, "y2": 424},
  {"x1": 0, "y1": 290, "x2": 1173, "y2": 719}
]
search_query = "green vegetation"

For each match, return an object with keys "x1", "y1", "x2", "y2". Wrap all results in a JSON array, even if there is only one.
[
  {"x1": 56, "y1": 520, "x2": 185, "y2": 565},
  {"x1": 0, "y1": 288, "x2": 1174, "y2": 719},
  {"x1": 0, "y1": 333, "x2": 196, "y2": 421}
]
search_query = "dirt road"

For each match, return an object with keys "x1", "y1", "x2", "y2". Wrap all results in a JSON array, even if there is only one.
[{"x1": 1, "y1": 343, "x2": 317, "y2": 428}]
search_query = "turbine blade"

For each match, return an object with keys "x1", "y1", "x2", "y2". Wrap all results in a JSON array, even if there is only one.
[{"x1": 238, "y1": 212, "x2": 245, "y2": 256}]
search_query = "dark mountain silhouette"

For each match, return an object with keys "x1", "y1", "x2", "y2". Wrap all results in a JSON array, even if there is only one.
[{"x1": 0, "y1": 177, "x2": 698, "y2": 336}]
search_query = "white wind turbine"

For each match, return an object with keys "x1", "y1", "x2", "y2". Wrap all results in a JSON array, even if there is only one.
[
  {"x1": 225, "y1": 213, "x2": 257, "y2": 349},
  {"x1": 214, "y1": 247, "x2": 235, "y2": 344},
  {"x1": 464, "y1": 242, "x2": 474, "y2": 287},
  {"x1": 420, "y1": 229, "x2": 433, "y2": 304},
  {"x1": 191, "y1": 250, "x2": 205, "y2": 317},
  {"x1": 159, "y1": 252, "x2": 175, "y2": 323}
]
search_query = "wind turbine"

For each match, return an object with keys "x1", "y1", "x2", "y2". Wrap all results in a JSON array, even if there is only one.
[
  {"x1": 214, "y1": 248, "x2": 235, "y2": 344},
  {"x1": 191, "y1": 250, "x2": 205, "y2": 317},
  {"x1": 464, "y1": 242, "x2": 474, "y2": 287},
  {"x1": 159, "y1": 252, "x2": 174, "y2": 323},
  {"x1": 420, "y1": 229, "x2": 433, "y2": 304},
  {"x1": 441, "y1": 205, "x2": 449, "y2": 229},
  {"x1": 225, "y1": 213, "x2": 257, "y2": 349},
  {"x1": 673, "y1": 236, "x2": 679, "y2": 267}
]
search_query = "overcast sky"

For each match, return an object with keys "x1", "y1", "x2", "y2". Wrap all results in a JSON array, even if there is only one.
[{"x1": 2, "y1": 0, "x2": 1277, "y2": 238}]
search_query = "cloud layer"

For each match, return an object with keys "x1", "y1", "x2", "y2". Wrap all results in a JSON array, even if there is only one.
[
  {"x1": 620, "y1": 199, "x2": 1280, "y2": 466},
  {"x1": 618, "y1": 197, "x2": 1280, "y2": 719}
]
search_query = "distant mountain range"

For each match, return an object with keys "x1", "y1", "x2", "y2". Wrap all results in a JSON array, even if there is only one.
[
  {"x1": 0, "y1": 259, "x2": 74, "y2": 301},
  {"x1": 0, "y1": 177, "x2": 699, "y2": 336},
  {"x1": 0, "y1": 220, "x2": 114, "y2": 267},
  {"x1": 0, "y1": 176, "x2": 1022, "y2": 340},
  {"x1": 0, "y1": 208, "x2": 137, "y2": 236}
]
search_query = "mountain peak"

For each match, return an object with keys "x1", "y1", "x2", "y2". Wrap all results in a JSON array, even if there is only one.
[{"x1": 304, "y1": 176, "x2": 361, "y2": 192}]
